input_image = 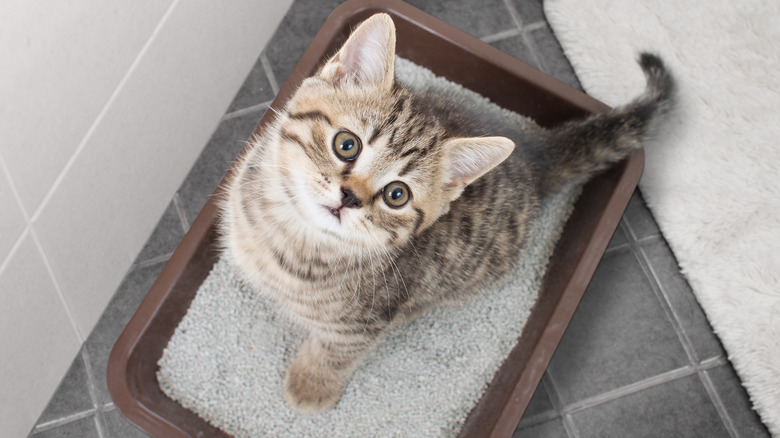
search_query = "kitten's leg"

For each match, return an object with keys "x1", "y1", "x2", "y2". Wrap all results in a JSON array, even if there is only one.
[{"x1": 284, "y1": 328, "x2": 379, "y2": 413}]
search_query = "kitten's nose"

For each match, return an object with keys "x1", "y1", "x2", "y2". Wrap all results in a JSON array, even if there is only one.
[{"x1": 341, "y1": 187, "x2": 363, "y2": 209}]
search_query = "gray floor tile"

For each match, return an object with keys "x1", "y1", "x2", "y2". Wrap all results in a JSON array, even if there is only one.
[
  {"x1": 226, "y1": 53, "x2": 275, "y2": 114},
  {"x1": 527, "y1": 25, "x2": 582, "y2": 91},
  {"x1": 489, "y1": 34, "x2": 542, "y2": 70},
  {"x1": 518, "y1": 378, "x2": 556, "y2": 426},
  {"x1": 135, "y1": 200, "x2": 185, "y2": 265},
  {"x1": 570, "y1": 374, "x2": 729, "y2": 438},
  {"x1": 264, "y1": 0, "x2": 344, "y2": 86},
  {"x1": 514, "y1": 417, "x2": 567, "y2": 438},
  {"x1": 624, "y1": 190, "x2": 662, "y2": 240},
  {"x1": 509, "y1": 0, "x2": 546, "y2": 25},
  {"x1": 30, "y1": 415, "x2": 100, "y2": 438},
  {"x1": 607, "y1": 220, "x2": 629, "y2": 250},
  {"x1": 102, "y1": 408, "x2": 151, "y2": 438},
  {"x1": 404, "y1": 0, "x2": 518, "y2": 39},
  {"x1": 546, "y1": 247, "x2": 689, "y2": 405},
  {"x1": 640, "y1": 238, "x2": 725, "y2": 361},
  {"x1": 176, "y1": 110, "x2": 264, "y2": 224},
  {"x1": 706, "y1": 365, "x2": 771, "y2": 437},
  {"x1": 84, "y1": 262, "x2": 165, "y2": 405},
  {"x1": 35, "y1": 349, "x2": 94, "y2": 425}
]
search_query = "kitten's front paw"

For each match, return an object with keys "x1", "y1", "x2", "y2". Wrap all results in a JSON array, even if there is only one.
[{"x1": 283, "y1": 357, "x2": 344, "y2": 414}]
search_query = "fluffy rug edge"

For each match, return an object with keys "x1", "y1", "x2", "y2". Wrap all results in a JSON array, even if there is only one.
[{"x1": 544, "y1": 0, "x2": 780, "y2": 435}]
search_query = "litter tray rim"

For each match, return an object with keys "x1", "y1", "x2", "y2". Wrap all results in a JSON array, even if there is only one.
[{"x1": 107, "y1": 1, "x2": 644, "y2": 437}]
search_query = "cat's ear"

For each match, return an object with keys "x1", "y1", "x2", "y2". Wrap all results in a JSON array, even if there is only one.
[
  {"x1": 441, "y1": 137, "x2": 515, "y2": 201},
  {"x1": 318, "y1": 13, "x2": 396, "y2": 90}
]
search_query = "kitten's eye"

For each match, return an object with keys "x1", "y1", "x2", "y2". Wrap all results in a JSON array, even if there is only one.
[
  {"x1": 333, "y1": 131, "x2": 362, "y2": 162},
  {"x1": 382, "y1": 181, "x2": 411, "y2": 208}
]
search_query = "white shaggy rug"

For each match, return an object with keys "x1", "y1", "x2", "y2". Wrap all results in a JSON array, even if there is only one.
[{"x1": 544, "y1": 0, "x2": 780, "y2": 435}]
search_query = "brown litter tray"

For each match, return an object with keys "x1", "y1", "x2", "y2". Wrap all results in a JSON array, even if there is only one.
[{"x1": 107, "y1": 1, "x2": 643, "y2": 436}]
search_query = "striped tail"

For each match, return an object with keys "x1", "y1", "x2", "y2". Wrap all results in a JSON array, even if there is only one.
[{"x1": 533, "y1": 53, "x2": 676, "y2": 194}]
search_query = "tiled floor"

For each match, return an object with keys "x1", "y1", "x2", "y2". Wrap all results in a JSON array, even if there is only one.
[{"x1": 29, "y1": 1, "x2": 771, "y2": 437}]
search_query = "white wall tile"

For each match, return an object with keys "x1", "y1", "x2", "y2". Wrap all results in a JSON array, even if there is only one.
[
  {"x1": 0, "y1": 234, "x2": 81, "y2": 438},
  {"x1": 0, "y1": 165, "x2": 26, "y2": 264},
  {"x1": 1, "y1": 1, "x2": 292, "y2": 433},
  {"x1": 0, "y1": 0, "x2": 174, "y2": 213},
  {"x1": 34, "y1": 0, "x2": 292, "y2": 337}
]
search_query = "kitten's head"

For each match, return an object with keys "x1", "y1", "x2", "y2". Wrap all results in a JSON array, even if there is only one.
[{"x1": 265, "y1": 14, "x2": 513, "y2": 251}]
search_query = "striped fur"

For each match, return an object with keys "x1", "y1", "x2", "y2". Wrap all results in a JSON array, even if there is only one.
[{"x1": 220, "y1": 14, "x2": 675, "y2": 413}]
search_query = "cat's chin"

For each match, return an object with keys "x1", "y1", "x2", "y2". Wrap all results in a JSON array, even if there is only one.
[{"x1": 306, "y1": 208, "x2": 388, "y2": 251}]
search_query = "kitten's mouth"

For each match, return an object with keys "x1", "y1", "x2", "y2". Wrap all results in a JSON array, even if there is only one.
[{"x1": 324, "y1": 205, "x2": 341, "y2": 222}]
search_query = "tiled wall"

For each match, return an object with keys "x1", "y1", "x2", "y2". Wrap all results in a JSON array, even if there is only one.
[{"x1": 0, "y1": 0, "x2": 292, "y2": 435}]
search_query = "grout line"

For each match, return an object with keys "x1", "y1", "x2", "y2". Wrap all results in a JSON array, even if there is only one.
[
  {"x1": 519, "y1": 28, "x2": 547, "y2": 73},
  {"x1": 516, "y1": 409, "x2": 561, "y2": 430},
  {"x1": 3, "y1": 148, "x2": 85, "y2": 343},
  {"x1": 620, "y1": 208, "x2": 640, "y2": 240},
  {"x1": 524, "y1": 21, "x2": 547, "y2": 32},
  {"x1": 32, "y1": 408, "x2": 96, "y2": 433},
  {"x1": 481, "y1": 28, "x2": 524, "y2": 44},
  {"x1": 502, "y1": 0, "x2": 525, "y2": 30},
  {"x1": 603, "y1": 244, "x2": 629, "y2": 254},
  {"x1": 172, "y1": 192, "x2": 190, "y2": 232},
  {"x1": 542, "y1": 373, "x2": 580, "y2": 438},
  {"x1": 0, "y1": 151, "x2": 30, "y2": 219},
  {"x1": 559, "y1": 356, "x2": 727, "y2": 417},
  {"x1": 560, "y1": 412, "x2": 581, "y2": 438},
  {"x1": 622, "y1": 219, "x2": 701, "y2": 366},
  {"x1": 637, "y1": 244, "x2": 698, "y2": 355},
  {"x1": 699, "y1": 368, "x2": 740, "y2": 438},
  {"x1": 698, "y1": 357, "x2": 740, "y2": 437},
  {"x1": 222, "y1": 100, "x2": 272, "y2": 121},
  {"x1": 0, "y1": 151, "x2": 32, "y2": 276},
  {"x1": 603, "y1": 224, "x2": 631, "y2": 254},
  {"x1": 29, "y1": 0, "x2": 182, "y2": 225},
  {"x1": 700, "y1": 355, "x2": 728, "y2": 369},
  {"x1": 621, "y1": 199, "x2": 663, "y2": 243},
  {"x1": 635, "y1": 233, "x2": 664, "y2": 246},
  {"x1": 133, "y1": 252, "x2": 172, "y2": 270},
  {"x1": 260, "y1": 52, "x2": 280, "y2": 95},
  {"x1": 29, "y1": 228, "x2": 85, "y2": 342},
  {"x1": 541, "y1": 372, "x2": 564, "y2": 411},
  {"x1": 502, "y1": 0, "x2": 546, "y2": 69},
  {"x1": 81, "y1": 346, "x2": 109, "y2": 437},
  {"x1": 81, "y1": 347, "x2": 104, "y2": 411},
  {"x1": 0, "y1": 224, "x2": 29, "y2": 281},
  {"x1": 94, "y1": 413, "x2": 107, "y2": 438},
  {"x1": 564, "y1": 364, "x2": 696, "y2": 414}
]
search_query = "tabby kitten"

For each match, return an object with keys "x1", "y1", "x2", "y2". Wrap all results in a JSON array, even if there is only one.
[{"x1": 221, "y1": 14, "x2": 674, "y2": 413}]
